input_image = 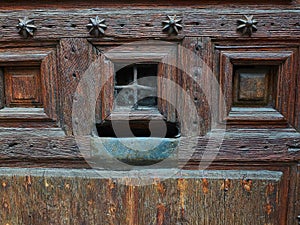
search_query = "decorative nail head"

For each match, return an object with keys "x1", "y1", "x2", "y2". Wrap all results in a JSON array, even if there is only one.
[
  {"x1": 162, "y1": 15, "x2": 182, "y2": 35},
  {"x1": 237, "y1": 15, "x2": 258, "y2": 36},
  {"x1": 87, "y1": 16, "x2": 107, "y2": 36},
  {"x1": 16, "y1": 17, "x2": 37, "y2": 38}
]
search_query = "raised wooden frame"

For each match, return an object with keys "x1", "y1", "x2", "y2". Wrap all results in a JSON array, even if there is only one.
[
  {"x1": 4, "y1": 67, "x2": 43, "y2": 107},
  {"x1": 96, "y1": 42, "x2": 179, "y2": 124},
  {"x1": 218, "y1": 48, "x2": 298, "y2": 127},
  {"x1": 0, "y1": 47, "x2": 58, "y2": 126}
]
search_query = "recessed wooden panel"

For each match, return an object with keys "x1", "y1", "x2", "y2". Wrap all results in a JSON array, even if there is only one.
[
  {"x1": 4, "y1": 67, "x2": 42, "y2": 107},
  {"x1": 233, "y1": 67, "x2": 270, "y2": 106},
  {"x1": 239, "y1": 72, "x2": 266, "y2": 100},
  {"x1": 218, "y1": 48, "x2": 298, "y2": 126}
]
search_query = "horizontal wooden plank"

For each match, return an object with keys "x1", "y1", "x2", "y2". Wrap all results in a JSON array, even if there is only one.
[
  {"x1": 0, "y1": 127, "x2": 65, "y2": 137},
  {"x1": 0, "y1": 128, "x2": 298, "y2": 167},
  {"x1": 0, "y1": 167, "x2": 283, "y2": 179},
  {"x1": 222, "y1": 51, "x2": 293, "y2": 63},
  {"x1": 0, "y1": 167, "x2": 285, "y2": 225},
  {"x1": 0, "y1": 9, "x2": 300, "y2": 40},
  {"x1": 0, "y1": 0, "x2": 296, "y2": 10}
]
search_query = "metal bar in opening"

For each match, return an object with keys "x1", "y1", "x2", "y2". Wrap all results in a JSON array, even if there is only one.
[{"x1": 133, "y1": 65, "x2": 138, "y2": 108}]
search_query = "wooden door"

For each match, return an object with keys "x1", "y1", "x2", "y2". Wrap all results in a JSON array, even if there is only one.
[{"x1": 0, "y1": 1, "x2": 299, "y2": 225}]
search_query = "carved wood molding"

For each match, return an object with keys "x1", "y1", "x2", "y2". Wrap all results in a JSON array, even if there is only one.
[
  {"x1": 0, "y1": 45, "x2": 59, "y2": 125},
  {"x1": 218, "y1": 47, "x2": 299, "y2": 129}
]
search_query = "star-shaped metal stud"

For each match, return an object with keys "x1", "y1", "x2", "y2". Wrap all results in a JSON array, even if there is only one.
[
  {"x1": 162, "y1": 15, "x2": 182, "y2": 35},
  {"x1": 86, "y1": 16, "x2": 107, "y2": 36},
  {"x1": 16, "y1": 17, "x2": 37, "y2": 38},
  {"x1": 237, "y1": 15, "x2": 258, "y2": 36}
]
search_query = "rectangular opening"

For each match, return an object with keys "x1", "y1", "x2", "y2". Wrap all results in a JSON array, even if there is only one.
[
  {"x1": 97, "y1": 62, "x2": 180, "y2": 138},
  {"x1": 114, "y1": 63, "x2": 158, "y2": 110}
]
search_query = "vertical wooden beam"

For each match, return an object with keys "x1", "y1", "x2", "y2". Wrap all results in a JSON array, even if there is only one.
[
  {"x1": 58, "y1": 38, "x2": 97, "y2": 135},
  {"x1": 179, "y1": 37, "x2": 214, "y2": 136},
  {"x1": 0, "y1": 69, "x2": 5, "y2": 109}
]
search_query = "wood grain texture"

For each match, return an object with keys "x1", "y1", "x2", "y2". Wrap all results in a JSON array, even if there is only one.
[
  {"x1": 179, "y1": 37, "x2": 214, "y2": 136},
  {"x1": 0, "y1": 128, "x2": 297, "y2": 168},
  {"x1": 58, "y1": 38, "x2": 98, "y2": 135},
  {"x1": 0, "y1": 3, "x2": 299, "y2": 225},
  {"x1": 295, "y1": 47, "x2": 300, "y2": 132},
  {"x1": 4, "y1": 67, "x2": 42, "y2": 107},
  {"x1": 0, "y1": 0, "x2": 297, "y2": 10},
  {"x1": 0, "y1": 168, "x2": 284, "y2": 225},
  {"x1": 97, "y1": 42, "x2": 178, "y2": 124},
  {"x1": 224, "y1": 179, "x2": 281, "y2": 225},
  {"x1": 41, "y1": 48, "x2": 59, "y2": 121},
  {"x1": 216, "y1": 43, "x2": 299, "y2": 129},
  {"x1": 296, "y1": 165, "x2": 300, "y2": 225},
  {"x1": 0, "y1": 175, "x2": 131, "y2": 224},
  {"x1": 0, "y1": 9, "x2": 300, "y2": 40}
]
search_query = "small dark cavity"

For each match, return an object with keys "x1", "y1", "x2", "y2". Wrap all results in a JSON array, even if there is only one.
[
  {"x1": 71, "y1": 46, "x2": 76, "y2": 53},
  {"x1": 8, "y1": 142, "x2": 18, "y2": 147},
  {"x1": 186, "y1": 22, "x2": 200, "y2": 26},
  {"x1": 239, "y1": 145, "x2": 247, "y2": 149},
  {"x1": 120, "y1": 23, "x2": 125, "y2": 28},
  {"x1": 71, "y1": 24, "x2": 77, "y2": 28}
]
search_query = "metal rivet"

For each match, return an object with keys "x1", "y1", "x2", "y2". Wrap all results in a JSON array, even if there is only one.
[
  {"x1": 87, "y1": 16, "x2": 107, "y2": 36},
  {"x1": 162, "y1": 15, "x2": 182, "y2": 35},
  {"x1": 237, "y1": 15, "x2": 258, "y2": 36},
  {"x1": 16, "y1": 17, "x2": 37, "y2": 38}
]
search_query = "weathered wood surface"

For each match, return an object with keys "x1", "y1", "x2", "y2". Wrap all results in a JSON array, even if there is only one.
[
  {"x1": 217, "y1": 45, "x2": 299, "y2": 129},
  {"x1": 179, "y1": 37, "x2": 213, "y2": 136},
  {"x1": 59, "y1": 38, "x2": 98, "y2": 135},
  {"x1": 0, "y1": 168, "x2": 284, "y2": 225},
  {"x1": 0, "y1": 128, "x2": 298, "y2": 168},
  {"x1": 0, "y1": 37, "x2": 299, "y2": 133},
  {"x1": 296, "y1": 165, "x2": 300, "y2": 225},
  {"x1": 0, "y1": 0, "x2": 298, "y2": 10},
  {"x1": 0, "y1": 2, "x2": 298, "y2": 224},
  {"x1": 0, "y1": 9, "x2": 300, "y2": 40}
]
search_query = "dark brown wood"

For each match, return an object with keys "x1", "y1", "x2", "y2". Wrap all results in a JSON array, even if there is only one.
[
  {"x1": 217, "y1": 44, "x2": 299, "y2": 130},
  {"x1": 58, "y1": 38, "x2": 97, "y2": 135},
  {"x1": 0, "y1": 168, "x2": 286, "y2": 225},
  {"x1": 0, "y1": 69, "x2": 5, "y2": 110},
  {"x1": 99, "y1": 52, "x2": 114, "y2": 122},
  {"x1": 233, "y1": 67, "x2": 273, "y2": 106},
  {"x1": 0, "y1": 8, "x2": 300, "y2": 40},
  {"x1": 296, "y1": 165, "x2": 300, "y2": 225},
  {"x1": 97, "y1": 42, "x2": 178, "y2": 124},
  {"x1": 0, "y1": 0, "x2": 297, "y2": 10},
  {"x1": 0, "y1": 128, "x2": 297, "y2": 168},
  {"x1": 0, "y1": 45, "x2": 59, "y2": 126},
  {"x1": 4, "y1": 67, "x2": 42, "y2": 107},
  {"x1": 0, "y1": 2, "x2": 299, "y2": 225}
]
